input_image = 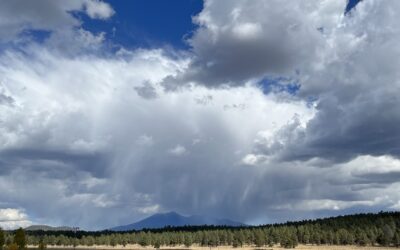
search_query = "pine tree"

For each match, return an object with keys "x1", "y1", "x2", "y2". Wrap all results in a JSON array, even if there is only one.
[
  {"x1": 109, "y1": 235, "x2": 117, "y2": 247},
  {"x1": 14, "y1": 228, "x2": 26, "y2": 250},
  {"x1": 72, "y1": 238, "x2": 79, "y2": 248},
  {"x1": 153, "y1": 236, "x2": 161, "y2": 249},
  {"x1": 303, "y1": 228, "x2": 310, "y2": 244},
  {"x1": 208, "y1": 231, "x2": 219, "y2": 247},
  {"x1": 233, "y1": 230, "x2": 244, "y2": 247},
  {"x1": 380, "y1": 224, "x2": 394, "y2": 246},
  {"x1": 0, "y1": 228, "x2": 4, "y2": 250},
  {"x1": 337, "y1": 229, "x2": 348, "y2": 245},
  {"x1": 226, "y1": 231, "x2": 233, "y2": 245},
  {"x1": 138, "y1": 232, "x2": 150, "y2": 247},
  {"x1": 393, "y1": 230, "x2": 400, "y2": 247},
  {"x1": 355, "y1": 229, "x2": 368, "y2": 246},
  {"x1": 38, "y1": 238, "x2": 46, "y2": 250},
  {"x1": 326, "y1": 230, "x2": 334, "y2": 245},
  {"x1": 290, "y1": 229, "x2": 298, "y2": 248},
  {"x1": 280, "y1": 229, "x2": 290, "y2": 248},
  {"x1": 254, "y1": 230, "x2": 265, "y2": 247},
  {"x1": 184, "y1": 234, "x2": 192, "y2": 247},
  {"x1": 200, "y1": 231, "x2": 208, "y2": 246}
]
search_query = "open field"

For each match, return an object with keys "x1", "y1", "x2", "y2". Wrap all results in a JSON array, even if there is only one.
[
  {"x1": 283, "y1": 245, "x2": 397, "y2": 250},
  {"x1": 34, "y1": 245, "x2": 399, "y2": 250}
]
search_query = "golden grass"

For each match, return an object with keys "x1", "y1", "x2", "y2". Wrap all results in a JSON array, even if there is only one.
[{"x1": 286, "y1": 245, "x2": 397, "y2": 250}]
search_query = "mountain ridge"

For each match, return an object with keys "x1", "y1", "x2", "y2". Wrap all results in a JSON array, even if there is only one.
[
  {"x1": 109, "y1": 211, "x2": 245, "y2": 231},
  {"x1": 25, "y1": 225, "x2": 76, "y2": 231}
]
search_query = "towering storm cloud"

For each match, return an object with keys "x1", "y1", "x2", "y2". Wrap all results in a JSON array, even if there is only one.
[{"x1": 0, "y1": 0, "x2": 400, "y2": 230}]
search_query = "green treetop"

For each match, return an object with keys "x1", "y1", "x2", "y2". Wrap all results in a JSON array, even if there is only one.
[
  {"x1": 14, "y1": 228, "x2": 26, "y2": 250},
  {"x1": 0, "y1": 228, "x2": 5, "y2": 250}
]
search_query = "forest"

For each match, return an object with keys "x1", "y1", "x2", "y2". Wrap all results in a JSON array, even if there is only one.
[{"x1": 1, "y1": 212, "x2": 400, "y2": 249}]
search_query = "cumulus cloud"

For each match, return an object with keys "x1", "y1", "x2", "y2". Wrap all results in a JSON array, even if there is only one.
[
  {"x1": 0, "y1": 0, "x2": 114, "y2": 54},
  {"x1": 0, "y1": 44, "x2": 315, "y2": 229},
  {"x1": 85, "y1": 0, "x2": 115, "y2": 19},
  {"x1": 164, "y1": 0, "x2": 345, "y2": 88},
  {"x1": 0, "y1": 208, "x2": 32, "y2": 229},
  {"x1": 241, "y1": 154, "x2": 266, "y2": 166},
  {"x1": 168, "y1": 145, "x2": 187, "y2": 156},
  {"x1": 179, "y1": 0, "x2": 400, "y2": 166},
  {"x1": 246, "y1": 0, "x2": 400, "y2": 164}
]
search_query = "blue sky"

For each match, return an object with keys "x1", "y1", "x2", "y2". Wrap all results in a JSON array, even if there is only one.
[
  {"x1": 346, "y1": 0, "x2": 362, "y2": 13},
  {"x1": 78, "y1": 0, "x2": 203, "y2": 49},
  {"x1": 1, "y1": 0, "x2": 399, "y2": 231}
]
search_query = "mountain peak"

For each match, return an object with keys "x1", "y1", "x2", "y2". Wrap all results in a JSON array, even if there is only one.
[{"x1": 109, "y1": 212, "x2": 244, "y2": 231}]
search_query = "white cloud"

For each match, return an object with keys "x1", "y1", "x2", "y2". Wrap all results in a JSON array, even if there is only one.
[
  {"x1": 138, "y1": 204, "x2": 161, "y2": 214},
  {"x1": 341, "y1": 155, "x2": 400, "y2": 175},
  {"x1": 166, "y1": 0, "x2": 347, "y2": 87},
  {"x1": 0, "y1": 208, "x2": 27, "y2": 221},
  {"x1": 0, "y1": 44, "x2": 313, "y2": 228},
  {"x1": 85, "y1": 0, "x2": 114, "y2": 20},
  {"x1": 0, "y1": 208, "x2": 32, "y2": 230},
  {"x1": 1, "y1": 40, "x2": 399, "y2": 227},
  {"x1": 274, "y1": 199, "x2": 376, "y2": 211},
  {"x1": 0, "y1": 0, "x2": 114, "y2": 42},
  {"x1": 241, "y1": 154, "x2": 265, "y2": 166},
  {"x1": 136, "y1": 135, "x2": 154, "y2": 147},
  {"x1": 168, "y1": 145, "x2": 187, "y2": 156},
  {"x1": 205, "y1": 0, "x2": 400, "y2": 166},
  {"x1": 232, "y1": 23, "x2": 262, "y2": 40}
]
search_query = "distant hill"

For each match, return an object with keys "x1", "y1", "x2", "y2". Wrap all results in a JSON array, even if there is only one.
[
  {"x1": 25, "y1": 225, "x2": 76, "y2": 231},
  {"x1": 109, "y1": 211, "x2": 245, "y2": 231}
]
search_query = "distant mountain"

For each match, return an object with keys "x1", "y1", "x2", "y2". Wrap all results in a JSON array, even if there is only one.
[
  {"x1": 109, "y1": 211, "x2": 245, "y2": 231},
  {"x1": 25, "y1": 225, "x2": 76, "y2": 231}
]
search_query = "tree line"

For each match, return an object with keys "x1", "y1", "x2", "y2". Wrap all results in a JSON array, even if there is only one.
[{"x1": 1, "y1": 211, "x2": 400, "y2": 249}]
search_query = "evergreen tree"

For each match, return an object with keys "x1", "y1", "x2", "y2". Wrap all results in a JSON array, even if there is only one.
[
  {"x1": 233, "y1": 230, "x2": 244, "y2": 247},
  {"x1": 393, "y1": 230, "x2": 400, "y2": 247},
  {"x1": 121, "y1": 236, "x2": 127, "y2": 247},
  {"x1": 184, "y1": 234, "x2": 192, "y2": 247},
  {"x1": 337, "y1": 229, "x2": 349, "y2": 245},
  {"x1": 71, "y1": 238, "x2": 79, "y2": 248},
  {"x1": 5, "y1": 236, "x2": 12, "y2": 246},
  {"x1": 38, "y1": 238, "x2": 46, "y2": 250},
  {"x1": 138, "y1": 232, "x2": 150, "y2": 247},
  {"x1": 254, "y1": 229, "x2": 265, "y2": 247},
  {"x1": 226, "y1": 231, "x2": 233, "y2": 245},
  {"x1": 208, "y1": 231, "x2": 219, "y2": 247},
  {"x1": 109, "y1": 235, "x2": 117, "y2": 247},
  {"x1": 302, "y1": 228, "x2": 311, "y2": 244},
  {"x1": 14, "y1": 228, "x2": 26, "y2": 250},
  {"x1": 380, "y1": 224, "x2": 394, "y2": 246},
  {"x1": 290, "y1": 229, "x2": 298, "y2": 248},
  {"x1": 0, "y1": 228, "x2": 4, "y2": 250},
  {"x1": 355, "y1": 230, "x2": 368, "y2": 246},
  {"x1": 153, "y1": 237, "x2": 161, "y2": 249}
]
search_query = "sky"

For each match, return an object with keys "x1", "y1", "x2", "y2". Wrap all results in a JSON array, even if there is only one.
[{"x1": 1, "y1": 0, "x2": 400, "y2": 230}]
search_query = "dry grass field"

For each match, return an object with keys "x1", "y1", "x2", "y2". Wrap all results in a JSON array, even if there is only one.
[{"x1": 285, "y1": 245, "x2": 397, "y2": 250}]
